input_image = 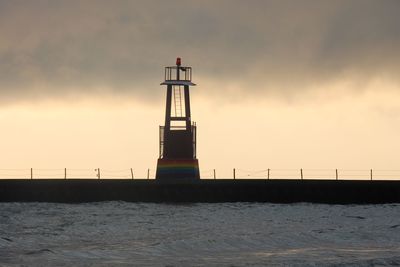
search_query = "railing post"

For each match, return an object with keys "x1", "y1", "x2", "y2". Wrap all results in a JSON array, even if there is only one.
[
  {"x1": 30, "y1": 168, "x2": 33, "y2": 180},
  {"x1": 301, "y1": 168, "x2": 303, "y2": 180},
  {"x1": 335, "y1": 169, "x2": 338, "y2": 180},
  {"x1": 97, "y1": 168, "x2": 100, "y2": 179},
  {"x1": 370, "y1": 169, "x2": 373, "y2": 180},
  {"x1": 64, "y1": 168, "x2": 67, "y2": 179},
  {"x1": 267, "y1": 168, "x2": 270, "y2": 180},
  {"x1": 147, "y1": 169, "x2": 150, "y2": 179},
  {"x1": 131, "y1": 168, "x2": 134, "y2": 179},
  {"x1": 233, "y1": 168, "x2": 236, "y2": 180},
  {"x1": 213, "y1": 169, "x2": 216, "y2": 179}
]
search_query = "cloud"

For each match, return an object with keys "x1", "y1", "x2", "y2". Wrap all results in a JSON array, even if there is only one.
[{"x1": 0, "y1": 0, "x2": 399, "y2": 103}]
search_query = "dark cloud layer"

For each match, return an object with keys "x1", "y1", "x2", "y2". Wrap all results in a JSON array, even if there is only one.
[{"x1": 0, "y1": 0, "x2": 399, "y2": 103}]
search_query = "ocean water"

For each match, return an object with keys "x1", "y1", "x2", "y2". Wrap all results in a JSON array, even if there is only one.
[{"x1": 0, "y1": 202, "x2": 399, "y2": 267}]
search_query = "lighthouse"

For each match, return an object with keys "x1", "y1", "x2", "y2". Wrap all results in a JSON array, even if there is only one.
[{"x1": 155, "y1": 58, "x2": 200, "y2": 180}]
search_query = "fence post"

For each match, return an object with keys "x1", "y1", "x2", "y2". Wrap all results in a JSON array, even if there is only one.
[
  {"x1": 64, "y1": 168, "x2": 67, "y2": 179},
  {"x1": 370, "y1": 169, "x2": 373, "y2": 180},
  {"x1": 267, "y1": 168, "x2": 270, "y2": 180},
  {"x1": 96, "y1": 168, "x2": 100, "y2": 179},
  {"x1": 233, "y1": 168, "x2": 236, "y2": 179},
  {"x1": 335, "y1": 169, "x2": 338, "y2": 180},
  {"x1": 30, "y1": 168, "x2": 33, "y2": 180},
  {"x1": 147, "y1": 169, "x2": 150, "y2": 179},
  {"x1": 300, "y1": 168, "x2": 303, "y2": 180},
  {"x1": 131, "y1": 168, "x2": 134, "y2": 179},
  {"x1": 213, "y1": 169, "x2": 216, "y2": 179}
]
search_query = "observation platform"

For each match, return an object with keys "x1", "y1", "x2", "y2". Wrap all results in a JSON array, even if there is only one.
[
  {"x1": 0, "y1": 179, "x2": 400, "y2": 204},
  {"x1": 160, "y1": 65, "x2": 196, "y2": 86}
]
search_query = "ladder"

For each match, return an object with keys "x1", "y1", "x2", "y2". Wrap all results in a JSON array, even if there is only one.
[{"x1": 173, "y1": 86, "x2": 183, "y2": 117}]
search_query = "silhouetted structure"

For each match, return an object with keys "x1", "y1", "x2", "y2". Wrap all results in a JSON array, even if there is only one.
[
  {"x1": 155, "y1": 58, "x2": 200, "y2": 180},
  {"x1": 2, "y1": 179, "x2": 400, "y2": 204}
]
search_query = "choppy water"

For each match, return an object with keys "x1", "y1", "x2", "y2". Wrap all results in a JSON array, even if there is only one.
[{"x1": 0, "y1": 202, "x2": 400, "y2": 266}]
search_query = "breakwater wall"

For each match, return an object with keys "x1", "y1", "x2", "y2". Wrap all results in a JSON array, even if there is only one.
[{"x1": 0, "y1": 179, "x2": 399, "y2": 204}]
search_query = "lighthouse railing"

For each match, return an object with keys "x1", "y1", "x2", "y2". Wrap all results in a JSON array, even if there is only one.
[
  {"x1": 192, "y1": 124, "x2": 197, "y2": 159},
  {"x1": 164, "y1": 66, "x2": 192, "y2": 82},
  {"x1": 159, "y1": 126, "x2": 164, "y2": 158},
  {"x1": 158, "y1": 124, "x2": 197, "y2": 159}
]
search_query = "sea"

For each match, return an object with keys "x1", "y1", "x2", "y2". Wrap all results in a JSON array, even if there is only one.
[{"x1": 0, "y1": 202, "x2": 399, "y2": 266}]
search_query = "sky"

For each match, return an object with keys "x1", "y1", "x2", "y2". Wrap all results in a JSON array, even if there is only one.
[{"x1": 0, "y1": 0, "x2": 400, "y2": 179}]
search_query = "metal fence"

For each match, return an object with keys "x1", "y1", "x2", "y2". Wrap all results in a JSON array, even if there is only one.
[
  {"x1": 201, "y1": 168, "x2": 400, "y2": 180},
  {"x1": 0, "y1": 168, "x2": 399, "y2": 180},
  {"x1": 0, "y1": 168, "x2": 156, "y2": 179}
]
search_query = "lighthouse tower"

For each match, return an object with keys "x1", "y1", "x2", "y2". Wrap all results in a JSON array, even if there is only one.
[{"x1": 155, "y1": 58, "x2": 200, "y2": 181}]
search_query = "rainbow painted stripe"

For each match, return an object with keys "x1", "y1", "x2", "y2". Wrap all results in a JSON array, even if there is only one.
[{"x1": 156, "y1": 159, "x2": 200, "y2": 179}]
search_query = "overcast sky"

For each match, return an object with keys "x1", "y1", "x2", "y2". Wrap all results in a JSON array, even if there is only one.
[
  {"x1": 1, "y1": 0, "x2": 399, "y2": 103},
  {"x1": 0, "y1": 1, "x2": 399, "y2": 178}
]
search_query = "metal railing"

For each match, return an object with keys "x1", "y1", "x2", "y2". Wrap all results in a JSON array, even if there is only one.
[
  {"x1": 164, "y1": 66, "x2": 192, "y2": 81},
  {"x1": 0, "y1": 168, "x2": 399, "y2": 180},
  {"x1": 159, "y1": 124, "x2": 197, "y2": 159},
  {"x1": 201, "y1": 168, "x2": 400, "y2": 180},
  {"x1": 0, "y1": 168, "x2": 156, "y2": 180}
]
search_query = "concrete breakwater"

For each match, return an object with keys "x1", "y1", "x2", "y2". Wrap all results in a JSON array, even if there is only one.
[{"x1": 0, "y1": 179, "x2": 399, "y2": 204}]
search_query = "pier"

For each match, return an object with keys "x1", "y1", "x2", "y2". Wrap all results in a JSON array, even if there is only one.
[{"x1": 1, "y1": 179, "x2": 400, "y2": 204}]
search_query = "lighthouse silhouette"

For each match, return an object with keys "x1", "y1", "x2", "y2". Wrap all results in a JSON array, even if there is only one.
[{"x1": 155, "y1": 58, "x2": 200, "y2": 180}]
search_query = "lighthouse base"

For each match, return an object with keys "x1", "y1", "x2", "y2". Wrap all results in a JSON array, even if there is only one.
[{"x1": 155, "y1": 158, "x2": 200, "y2": 181}]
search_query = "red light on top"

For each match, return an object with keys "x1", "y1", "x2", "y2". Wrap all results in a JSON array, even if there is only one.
[{"x1": 176, "y1": 57, "x2": 181, "y2": 66}]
